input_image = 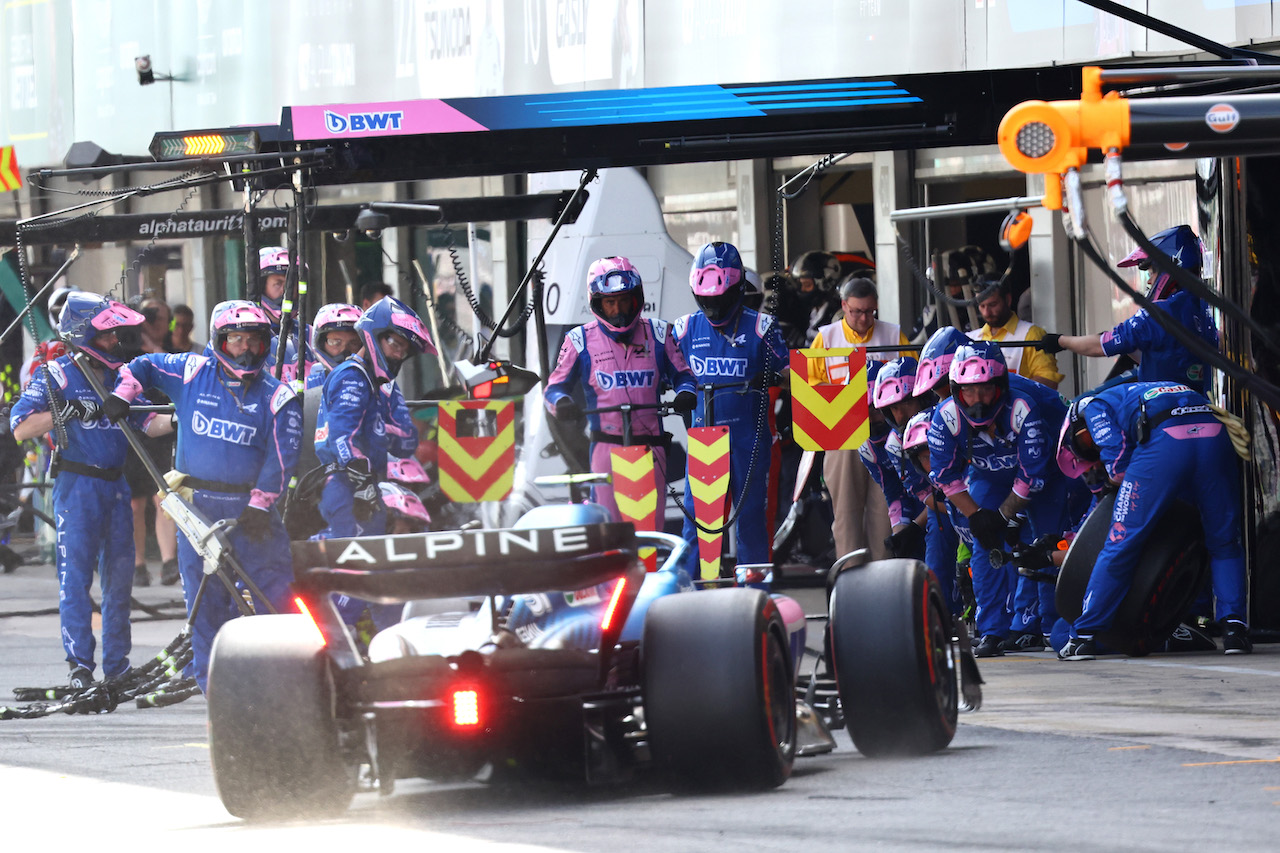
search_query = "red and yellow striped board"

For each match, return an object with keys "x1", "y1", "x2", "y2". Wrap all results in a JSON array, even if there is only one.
[
  {"x1": 789, "y1": 347, "x2": 869, "y2": 451},
  {"x1": 437, "y1": 400, "x2": 515, "y2": 502},
  {"x1": 0, "y1": 146, "x2": 21, "y2": 193},
  {"x1": 610, "y1": 445, "x2": 660, "y2": 571},
  {"x1": 687, "y1": 426, "x2": 731, "y2": 580}
]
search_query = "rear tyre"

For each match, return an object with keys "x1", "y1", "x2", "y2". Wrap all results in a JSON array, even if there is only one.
[
  {"x1": 208, "y1": 615, "x2": 355, "y2": 820},
  {"x1": 1057, "y1": 495, "x2": 1208, "y2": 656},
  {"x1": 830, "y1": 559, "x2": 957, "y2": 756},
  {"x1": 644, "y1": 589, "x2": 795, "y2": 789}
]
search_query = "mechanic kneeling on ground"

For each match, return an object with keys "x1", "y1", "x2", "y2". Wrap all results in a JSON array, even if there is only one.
[
  {"x1": 1054, "y1": 382, "x2": 1251, "y2": 660},
  {"x1": 544, "y1": 255, "x2": 696, "y2": 522},
  {"x1": 103, "y1": 300, "x2": 302, "y2": 693}
]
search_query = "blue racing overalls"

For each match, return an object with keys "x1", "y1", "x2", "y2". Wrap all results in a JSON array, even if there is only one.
[
  {"x1": 1100, "y1": 291, "x2": 1218, "y2": 393},
  {"x1": 10, "y1": 357, "x2": 155, "y2": 678},
  {"x1": 672, "y1": 307, "x2": 788, "y2": 573},
  {"x1": 113, "y1": 353, "x2": 301, "y2": 692},
  {"x1": 1070, "y1": 382, "x2": 1246, "y2": 638}
]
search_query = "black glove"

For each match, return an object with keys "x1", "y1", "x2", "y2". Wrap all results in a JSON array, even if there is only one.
[
  {"x1": 55, "y1": 397, "x2": 103, "y2": 423},
  {"x1": 353, "y1": 482, "x2": 383, "y2": 522},
  {"x1": 1016, "y1": 534, "x2": 1063, "y2": 571},
  {"x1": 236, "y1": 505, "x2": 273, "y2": 541},
  {"x1": 1038, "y1": 333, "x2": 1063, "y2": 355},
  {"x1": 969, "y1": 508, "x2": 1009, "y2": 551},
  {"x1": 884, "y1": 521, "x2": 926, "y2": 558},
  {"x1": 343, "y1": 458, "x2": 373, "y2": 488},
  {"x1": 553, "y1": 397, "x2": 582, "y2": 422},
  {"x1": 671, "y1": 390, "x2": 697, "y2": 414},
  {"x1": 101, "y1": 394, "x2": 132, "y2": 423},
  {"x1": 1002, "y1": 513, "x2": 1025, "y2": 548}
]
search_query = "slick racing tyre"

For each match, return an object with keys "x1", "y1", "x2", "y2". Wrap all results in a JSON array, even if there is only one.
[
  {"x1": 1057, "y1": 494, "x2": 1208, "y2": 656},
  {"x1": 830, "y1": 559, "x2": 958, "y2": 756},
  {"x1": 208, "y1": 615, "x2": 355, "y2": 820},
  {"x1": 644, "y1": 588, "x2": 796, "y2": 789}
]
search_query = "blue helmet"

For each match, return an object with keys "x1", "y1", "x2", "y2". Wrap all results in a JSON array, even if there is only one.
[
  {"x1": 948, "y1": 340, "x2": 1009, "y2": 427},
  {"x1": 59, "y1": 292, "x2": 146, "y2": 369},
  {"x1": 1117, "y1": 224, "x2": 1202, "y2": 301},
  {"x1": 915, "y1": 326, "x2": 970, "y2": 396},
  {"x1": 690, "y1": 241, "x2": 746, "y2": 327},
  {"x1": 355, "y1": 296, "x2": 435, "y2": 383}
]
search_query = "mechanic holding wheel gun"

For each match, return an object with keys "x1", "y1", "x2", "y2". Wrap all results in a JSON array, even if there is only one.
[
  {"x1": 545, "y1": 256, "x2": 696, "y2": 522},
  {"x1": 927, "y1": 340, "x2": 1085, "y2": 658},
  {"x1": 1054, "y1": 382, "x2": 1251, "y2": 660},
  {"x1": 673, "y1": 242, "x2": 789, "y2": 576},
  {"x1": 101, "y1": 300, "x2": 302, "y2": 693},
  {"x1": 10, "y1": 294, "x2": 172, "y2": 691}
]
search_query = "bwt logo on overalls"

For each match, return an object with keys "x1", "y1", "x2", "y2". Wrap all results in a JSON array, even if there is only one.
[
  {"x1": 595, "y1": 370, "x2": 654, "y2": 391},
  {"x1": 192, "y1": 411, "x2": 258, "y2": 446},
  {"x1": 324, "y1": 110, "x2": 405, "y2": 133},
  {"x1": 690, "y1": 356, "x2": 747, "y2": 377}
]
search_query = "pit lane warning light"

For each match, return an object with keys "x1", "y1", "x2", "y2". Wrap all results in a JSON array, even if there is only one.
[
  {"x1": 150, "y1": 129, "x2": 260, "y2": 161},
  {"x1": 451, "y1": 689, "x2": 481, "y2": 727}
]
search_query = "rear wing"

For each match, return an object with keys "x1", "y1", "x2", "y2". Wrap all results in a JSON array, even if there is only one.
[{"x1": 290, "y1": 522, "x2": 640, "y2": 603}]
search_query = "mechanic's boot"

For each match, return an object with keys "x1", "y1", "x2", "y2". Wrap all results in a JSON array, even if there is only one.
[
  {"x1": 1004, "y1": 632, "x2": 1047, "y2": 652},
  {"x1": 68, "y1": 665, "x2": 94, "y2": 691},
  {"x1": 1057, "y1": 636, "x2": 1096, "y2": 661},
  {"x1": 973, "y1": 634, "x2": 1005, "y2": 658},
  {"x1": 133, "y1": 563, "x2": 151, "y2": 588},
  {"x1": 1222, "y1": 620, "x2": 1253, "y2": 655},
  {"x1": 160, "y1": 558, "x2": 180, "y2": 587}
]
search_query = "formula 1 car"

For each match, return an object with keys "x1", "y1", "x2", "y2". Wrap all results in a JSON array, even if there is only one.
[{"x1": 206, "y1": 502, "x2": 960, "y2": 819}]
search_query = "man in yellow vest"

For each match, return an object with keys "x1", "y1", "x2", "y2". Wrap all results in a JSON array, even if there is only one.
[
  {"x1": 968, "y1": 276, "x2": 1062, "y2": 389},
  {"x1": 811, "y1": 276, "x2": 911, "y2": 560}
]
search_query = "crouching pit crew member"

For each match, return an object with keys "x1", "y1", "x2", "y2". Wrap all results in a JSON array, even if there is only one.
[
  {"x1": 1054, "y1": 383, "x2": 1250, "y2": 659},
  {"x1": 102, "y1": 300, "x2": 302, "y2": 693},
  {"x1": 10, "y1": 294, "x2": 170, "y2": 690}
]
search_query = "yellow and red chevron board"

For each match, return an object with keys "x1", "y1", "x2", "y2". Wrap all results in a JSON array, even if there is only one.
[
  {"x1": 789, "y1": 347, "x2": 869, "y2": 451},
  {"x1": 687, "y1": 426, "x2": 730, "y2": 580},
  {"x1": 0, "y1": 146, "x2": 21, "y2": 193},
  {"x1": 609, "y1": 445, "x2": 660, "y2": 571},
  {"x1": 437, "y1": 400, "x2": 515, "y2": 502}
]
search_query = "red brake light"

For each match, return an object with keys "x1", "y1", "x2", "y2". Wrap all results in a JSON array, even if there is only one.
[
  {"x1": 452, "y1": 689, "x2": 480, "y2": 727},
  {"x1": 472, "y1": 380, "x2": 493, "y2": 398},
  {"x1": 294, "y1": 596, "x2": 326, "y2": 646},
  {"x1": 600, "y1": 577, "x2": 628, "y2": 632}
]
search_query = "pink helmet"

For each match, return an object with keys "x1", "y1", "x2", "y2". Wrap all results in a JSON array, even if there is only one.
[
  {"x1": 378, "y1": 482, "x2": 430, "y2": 529},
  {"x1": 871, "y1": 357, "x2": 918, "y2": 410},
  {"x1": 901, "y1": 408, "x2": 933, "y2": 475},
  {"x1": 587, "y1": 256, "x2": 644, "y2": 335},
  {"x1": 690, "y1": 242, "x2": 746, "y2": 327},
  {"x1": 311, "y1": 302, "x2": 363, "y2": 371},
  {"x1": 1056, "y1": 397, "x2": 1100, "y2": 479},
  {"x1": 387, "y1": 455, "x2": 431, "y2": 485},
  {"x1": 948, "y1": 340, "x2": 1009, "y2": 427},
  {"x1": 58, "y1": 293, "x2": 146, "y2": 369},
  {"x1": 257, "y1": 246, "x2": 291, "y2": 322},
  {"x1": 209, "y1": 300, "x2": 273, "y2": 380},
  {"x1": 356, "y1": 296, "x2": 435, "y2": 383}
]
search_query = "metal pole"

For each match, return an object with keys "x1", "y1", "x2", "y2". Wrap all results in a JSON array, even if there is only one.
[
  {"x1": 412, "y1": 259, "x2": 454, "y2": 384},
  {"x1": 0, "y1": 248, "x2": 80, "y2": 347},
  {"x1": 890, "y1": 196, "x2": 1044, "y2": 223},
  {"x1": 478, "y1": 169, "x2": 596, "y2": 363}
]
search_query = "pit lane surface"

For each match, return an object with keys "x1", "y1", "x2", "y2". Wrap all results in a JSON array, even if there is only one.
[{"x1": 2, "y1": 567, "x2": 1277, "y2": 850}]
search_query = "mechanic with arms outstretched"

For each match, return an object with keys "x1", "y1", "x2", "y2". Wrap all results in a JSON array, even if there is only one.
[{"x1": 545, "y1": 256, "x2": 696, "y2": 522}]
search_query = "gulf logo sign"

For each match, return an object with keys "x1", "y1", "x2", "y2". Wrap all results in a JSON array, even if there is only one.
[{"x1": 1205, "y1": 103, "x2": 1239, "y2": 134}]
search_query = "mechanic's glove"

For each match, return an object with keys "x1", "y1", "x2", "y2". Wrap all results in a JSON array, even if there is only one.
[
  {"x1": 55, "y1": 397, "x2": 103, "y2": 423},
  {"x1": 1001, "y1": 513, "x2": 1025, "y2": 548},
  {"x1": 1016, "y1": 534, "x2": 1064, "y2": 571},
  {"x1": 353, "y1": 482, "x2": 383, "y2": 522},
  {"x1": 671, "y1": 390, "x2": 697, "y2": 415},
  {"x1": 1038, "y1": 333, "x2": 1063, "y2": 355},
  {"x1": 968, "y1": 508, "x2": 1009, "y2": 551},
  {"x1": 884, "y1": 521, "x2": 926, "y2": 558},
  {"x1": 236, "y1": 505, "x2": 273, "y2": 542},
  {"x1": 101, "y1": 394, "x2": 132, "y2": 424},
  {"x1": 553, "y1": 397, "x2": 583, "y2": 423},
  {"x1": 343, "y1": 457, "x2": 373, "y2": 489}
]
